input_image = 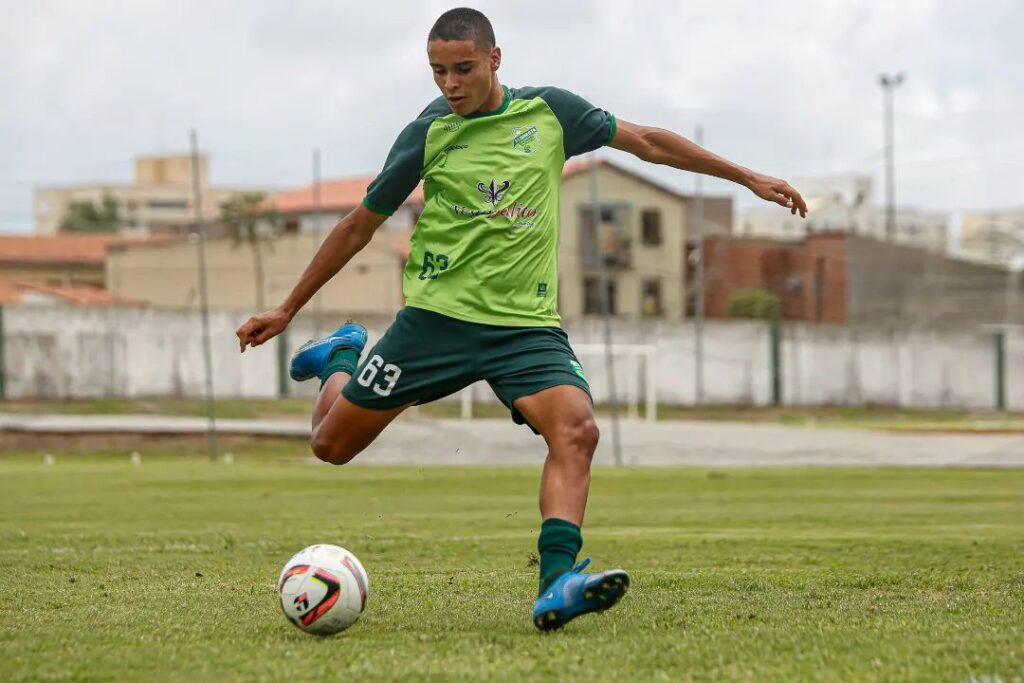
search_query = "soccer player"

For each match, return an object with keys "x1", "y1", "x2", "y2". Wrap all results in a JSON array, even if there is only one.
[{"x1": 236, "y1": 7, "x2": 807, "y2": 630}]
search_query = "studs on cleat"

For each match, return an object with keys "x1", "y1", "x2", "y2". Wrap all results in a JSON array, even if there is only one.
[{"x1": 584, "y1": 590, "x2": 594, "y2": 599}]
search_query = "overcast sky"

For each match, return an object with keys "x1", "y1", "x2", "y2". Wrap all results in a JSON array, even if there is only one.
[{"x1": 1, "y1": 0, "x2": 1021, "y2": 233}]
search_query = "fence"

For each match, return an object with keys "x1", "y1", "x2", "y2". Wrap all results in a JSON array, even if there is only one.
[{"x1": 1, "y1": 305, "x2": 1021, "y2": 411}]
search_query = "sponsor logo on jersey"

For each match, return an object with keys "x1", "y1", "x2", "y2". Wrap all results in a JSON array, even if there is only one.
[
  {"x1": 444, "y1": 144, "x2": 469, "y2": 153},
  {"x1": 451, "y1": 201, "x2": 537, "y2": 222},
  {"x1": 443, "y1": 120, "x2": 462, "y2": 133},
  {"x1": 537, "y1": 283, "x2": 548, "y2": 298},
  {"x1": 512, "y1": 126, "x2": 540, "y2": 155},
  {"x1": 477, "y1": 178, "x2": 511, "y2": 206},
  {"x1": 451, "y1": 178, "x2": 539, "y2": 228}
]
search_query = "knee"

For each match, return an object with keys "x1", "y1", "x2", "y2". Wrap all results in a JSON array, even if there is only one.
[
  {"x1": 310, "y1": 431, "x2": 360, "y2": 466},
  {"x1": 554, "y1": 416, "x2": 600, "y2": 460}
]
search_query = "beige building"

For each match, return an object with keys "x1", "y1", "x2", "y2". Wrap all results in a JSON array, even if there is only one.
[
  {"x1": 558, "y1": 159, "x2": 731, "y2": 321},
  {"x1": 959, "y1": 209, "x2": 1024, "y2": 268},
  {"x1": 34, "y1": 154, "x2": 276, "y2": 237},
  {"x1": 273, "y1": 176, "x2": 422, "y2": 235},
  {"x1": 738, "y1": 175, "x2": 949, "y2": 253},
  {"x1": 106, "y1": 232, "x2": 407, "y2": 317},
  {"x1": 0, "y1": 234, "x2": 169, "y2": 287}
]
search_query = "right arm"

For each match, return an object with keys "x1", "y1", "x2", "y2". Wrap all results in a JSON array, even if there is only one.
[{"x1": 235, "y1": 205, "x2": 387, "y2": 352}]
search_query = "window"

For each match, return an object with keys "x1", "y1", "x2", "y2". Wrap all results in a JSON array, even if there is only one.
[
  {"x1": 146, "y1": 199, "x2": 189, "y2": 210},
  {"x1": 580, "y1": 204, "x2": 631, "y2": 269},
  {"x1": 641, "y1": 209, "x2": 662, "y2": 245},
  {"x1": 583, "y1": 277, "x2": 617, "y2": 315},
  {"x1": 641, "y1": 279, "x2": 663, "y2": 317}
]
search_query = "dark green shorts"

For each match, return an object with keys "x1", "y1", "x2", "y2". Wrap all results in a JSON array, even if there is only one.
[{"x1": 341, "y1": 307, "x2": 591, "y2": 432}]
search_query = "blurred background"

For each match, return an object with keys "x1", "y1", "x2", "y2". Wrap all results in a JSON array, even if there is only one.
[{"x1": 1, "y1": 0, "x2": 1022, "y2": 416}]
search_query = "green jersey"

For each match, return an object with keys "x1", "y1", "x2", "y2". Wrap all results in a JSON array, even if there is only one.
[{"x1": 363, "y1": 86, "x2": 617, "y2": 327}]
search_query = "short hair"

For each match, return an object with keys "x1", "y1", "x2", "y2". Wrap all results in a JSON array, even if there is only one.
[{"x1": 428, "y1": 8, "x2": 496, "y2": 50}]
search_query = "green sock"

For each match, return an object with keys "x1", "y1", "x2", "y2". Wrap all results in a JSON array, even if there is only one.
[
  {"x1": 537, "y1": 518, "x2": 582, "y2": 595},
  {"x1": 318, "y1": 346, "x2": 360, "y2": 388}
]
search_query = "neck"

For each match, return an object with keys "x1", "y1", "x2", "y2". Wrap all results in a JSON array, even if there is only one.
[{"x1": 478, "y1": 78, "x2": 505, "y2": 113}]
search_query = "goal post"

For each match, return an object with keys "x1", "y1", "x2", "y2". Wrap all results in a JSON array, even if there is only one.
[{"x1": 572, "y1": 344, "x2": 658, "y2": 423}]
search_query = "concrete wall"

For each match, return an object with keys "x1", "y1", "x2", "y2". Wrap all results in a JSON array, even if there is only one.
[
  {"x1": 847, "y1": 234, "x2": 1021, "y2": 327},
  {"x1": 4, "y1": 305, "x2": 1020, "y2": 411}
]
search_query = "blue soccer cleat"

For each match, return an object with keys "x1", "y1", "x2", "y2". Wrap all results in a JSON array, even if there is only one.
[
  {"x1": 531, "y1": 558, "x2": 630, "y2": 631},
  {"x1": 288, "y1": 322, "x2": 368, "y2": 382}
]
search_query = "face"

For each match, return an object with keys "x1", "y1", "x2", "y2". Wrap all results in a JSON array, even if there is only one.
[{"x1": 427, "y1": 39, "x2": 501, "y2": 116}]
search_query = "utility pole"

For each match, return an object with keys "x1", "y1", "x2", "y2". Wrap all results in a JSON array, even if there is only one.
[
  {"x1": 189, "y1": 130, "x2": 218, "y2": 462},
  {"x1": 312, "y1": 148, "x2": 323, "y2": 336},
  {"x1": 589, "y1": 155, "x2": 623, "y2": 467},
  {"x1": 879, "y1": 72, "x2": 905, "y2": 241},
  {"x1": 693, "y1": 125, "x2": 705, "y2": 405}
]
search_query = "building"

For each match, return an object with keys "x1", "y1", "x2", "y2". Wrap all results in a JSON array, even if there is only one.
[
  {"x1": 34, "y1": 154, "x2": 276, "y2": 237},
  {"x1": 959, "y1": 208, "x2": 1024, "y2": 268},
  {"x1": 272, "y1": 177, "x2": 423, "y2": 234},
  {"x1": 0, "y1": 279, "x2": 144, "y2": 307},
  {"x1": 106, "y1": 232, "x2": 408, "y2": 317},
  {"x1": 559, "y1": 159, "x2": 731, "y2": 321},
  {"x1": 702, "y1": 232, "x2": 1022, "y2": 327},
  {"x1": 0, "y1": 234, "x2": 170, "y2": 287},
  {"x1": 737, "y1": 175, "x2": 950, "y2": 253}
]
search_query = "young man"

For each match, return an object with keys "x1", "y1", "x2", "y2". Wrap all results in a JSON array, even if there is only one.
[{"x1": 236, "y1": 7, "x2": 807, "y2": 631}]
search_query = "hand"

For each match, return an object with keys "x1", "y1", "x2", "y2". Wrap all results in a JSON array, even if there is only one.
[
  {"x1": 236, "y1": 306, "x2": 292, "y2": 352},
  {"x1": 747, "y1": 172, "x2": 808, "y2": 217}
]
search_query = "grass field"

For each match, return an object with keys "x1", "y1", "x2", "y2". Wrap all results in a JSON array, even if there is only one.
[
  {"x1": 1, "y1": 451, "x2": 1022, "y2": 682},
  {"x1": 4, "y1": 397, "x2": 1024, "y2": 433}
]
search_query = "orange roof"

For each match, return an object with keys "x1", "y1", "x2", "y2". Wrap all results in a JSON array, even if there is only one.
[
  {"x1": 273, "y1": 177, "x2": 425, "y2": 214},
  {"x1": 562, "y1": 158, "x2": 690, "y2": 200},
  {"x1": 0, "y1": 278, "x2": 146, "y2": 307},
  {"x1": 0, "y1": 234, "x2": 173, "y2": 265}
]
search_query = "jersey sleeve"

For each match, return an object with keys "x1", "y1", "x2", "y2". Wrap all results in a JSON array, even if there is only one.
[
  {"x1": 362, "y1": 116, "x2": 433, "y2": 216},
  {"x1": 541, "y1": 87, "x2": 617, "y2": 159}
]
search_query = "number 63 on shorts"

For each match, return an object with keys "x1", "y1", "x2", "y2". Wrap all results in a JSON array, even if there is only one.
[{"x1": 356, "y1": 355, "x2": 402, "y2": 397}]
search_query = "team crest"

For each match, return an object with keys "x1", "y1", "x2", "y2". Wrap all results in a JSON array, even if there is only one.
[{"x1": 512, "y1": 126, "x2": 540, "y2": 155}]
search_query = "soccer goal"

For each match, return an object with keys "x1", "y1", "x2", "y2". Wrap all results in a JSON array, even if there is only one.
[
  {"x1": 457, "y1": 343, "x2": 658, "y2": 422},
  {"x1": 572, "y1": 343, "x2": 658, "y2": 423}
]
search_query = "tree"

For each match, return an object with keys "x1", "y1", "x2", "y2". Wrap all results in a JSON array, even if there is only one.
[
  {"x1": 59, "y1": 194, "x2": 120, "y2": 233},
  {"x1": 219, "y1": 192, "x2": 280, "y2": 310},
  {"x1": 726, "y1": 288, "x2": 781, "y2": 320}
]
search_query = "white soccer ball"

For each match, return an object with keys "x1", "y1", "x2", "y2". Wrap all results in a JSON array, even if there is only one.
[{"x1": 277, "y1": 544, "x2": 369, "y2": 636}]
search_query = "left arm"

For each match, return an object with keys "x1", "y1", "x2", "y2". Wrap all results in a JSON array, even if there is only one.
[{"x1": 609, "y1": 119, "x2": 808, "y2": 217}]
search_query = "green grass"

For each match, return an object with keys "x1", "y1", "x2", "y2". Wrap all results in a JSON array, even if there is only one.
[
  {"x1": 1, "y1": 452, "x2": 1022, "y2": 682},
  {"x1": 5, "y1": 397, "x2": 1024, "y2": 433},
  {"x1": 0, "y1": 397, "x2": 315, "y2": 420}
]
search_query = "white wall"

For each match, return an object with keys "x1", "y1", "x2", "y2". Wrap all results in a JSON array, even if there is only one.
[{"x1": 2, "y1": 305, "x2": 1019, "y2": 411}]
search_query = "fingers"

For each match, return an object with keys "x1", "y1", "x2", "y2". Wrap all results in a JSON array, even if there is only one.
[
  {"x1": 236, "y1": 318, "x2": 263, "y2": 352},
  {"x1": 236, "y1": 323, "x2": 252, "y2": 352},
  {"x1": 774, "y1": 183, "x2": 808, "y2": 218},
  {"x1": 252, "y1": 326, "x2": 278, "y2": 347}
]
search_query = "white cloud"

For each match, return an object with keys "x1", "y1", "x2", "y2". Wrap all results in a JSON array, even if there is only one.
[{"x1": 0, "y1": 0, "x2": 1021, "y2": 231}]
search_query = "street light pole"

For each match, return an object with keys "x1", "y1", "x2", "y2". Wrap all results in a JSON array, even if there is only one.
[
  {"x1": 879, "y1": 72, "x2": 905, "y2": 241},
  {"x1": 693, "y1": 125, "x2": 705, "y2": 406}
]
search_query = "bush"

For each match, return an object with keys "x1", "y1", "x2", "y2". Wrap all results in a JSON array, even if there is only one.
[{"x1": 726, "y1": 289, "x2": 781, "y2": 320}]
